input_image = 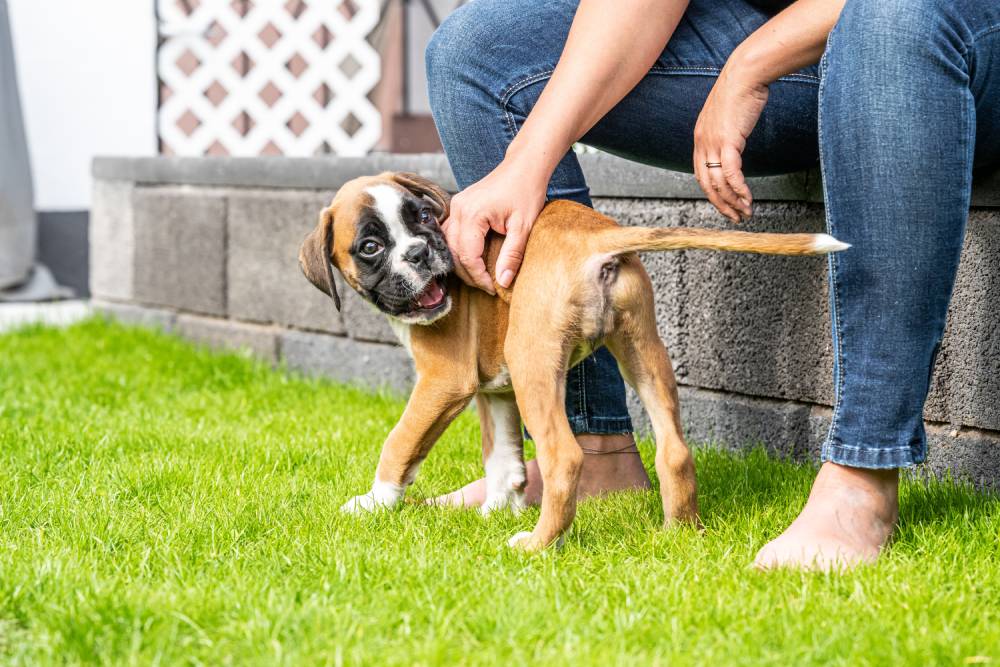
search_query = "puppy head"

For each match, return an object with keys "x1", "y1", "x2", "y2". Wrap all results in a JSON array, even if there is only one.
[{"x1": 299, "y1": 172, "x2": 454, "y2": 325}]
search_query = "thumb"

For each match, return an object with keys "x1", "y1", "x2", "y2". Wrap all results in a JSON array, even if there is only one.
[{"x1": 495, "y1": 217, "x2": 529, "y2": 288}]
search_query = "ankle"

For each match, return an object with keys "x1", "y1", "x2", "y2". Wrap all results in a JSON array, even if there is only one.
[
  {"x1": 576, "y1": 432, "x2": 638, "y2": 455},
  {"x1": 817, "y1": 462, "x2": 899, "y2": 493},
  {"x1": 813, "y1": 462, "x2": 900, "y2": 522}
]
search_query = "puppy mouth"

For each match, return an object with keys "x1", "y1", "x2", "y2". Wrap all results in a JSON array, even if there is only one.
[{"x1": 413, "y1": 278, "x2": 447, "y2": 311}]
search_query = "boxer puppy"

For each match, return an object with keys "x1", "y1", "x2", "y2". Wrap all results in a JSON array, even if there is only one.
[{"x1": 300, "y1": 172, "x2": 847, "y2": 551}]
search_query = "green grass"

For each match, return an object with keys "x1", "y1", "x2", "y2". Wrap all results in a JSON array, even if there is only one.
[{"x1": 0, "y1": 318, "x2": 998, "y2": 665}]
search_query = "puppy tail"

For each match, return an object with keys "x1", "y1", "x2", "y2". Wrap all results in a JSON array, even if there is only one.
[{"x1": 596, "y1": 226, "x2": 850, "y2": 257}]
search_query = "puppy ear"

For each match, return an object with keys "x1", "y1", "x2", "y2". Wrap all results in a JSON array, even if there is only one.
[
  {"x1": 391, "y1": 172, "x2": 451, "y2": 220},
  {"x1": 298, "y1": 207, "x2": 342, "y2": 312}
]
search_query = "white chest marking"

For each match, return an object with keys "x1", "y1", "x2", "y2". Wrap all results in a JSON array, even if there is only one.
[{"x1": 389, "y1": 318, "x2": 413, "y2": 355}]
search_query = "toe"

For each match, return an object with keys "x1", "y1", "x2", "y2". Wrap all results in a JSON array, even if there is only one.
[{"x1": 753, "y1": 540, "x2": 782, "y2": 571}]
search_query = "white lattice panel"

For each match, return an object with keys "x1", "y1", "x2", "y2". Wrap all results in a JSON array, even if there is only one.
[{"x1": 157, "y1": 0, "x2": 381, "y2": 157}]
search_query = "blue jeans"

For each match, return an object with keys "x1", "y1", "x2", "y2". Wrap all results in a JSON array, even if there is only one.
[{"x1": 427, "y1": 0, "x2": 1000, "y2": 467}]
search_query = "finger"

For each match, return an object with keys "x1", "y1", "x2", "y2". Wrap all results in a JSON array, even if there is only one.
[
  {"x1": 495, "y1": 216, "x2": 529, "y2": 288},
  {"x1": 458, "y1": 222, "x2": 496, "y2": 295},
  {"x1": 698, "y1": 153, "x2": 741, "y2": 224},
  {"x1": 706, "y1": 159, "x2": 745, "y2": 223},
  {"x1": 693, "y1": 148, "x2": 712, "y2": 202},
  {"x1": 721, "y1": 145, "x2": 752, "y2": 218},
  {"x1": 444, "y1": 213, "x2": 462, "y2": 257}
]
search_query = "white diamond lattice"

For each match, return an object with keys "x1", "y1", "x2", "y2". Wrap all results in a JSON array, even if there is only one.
[{"x1": 157, "y1": 0, "x2": 381, "y2": 156}]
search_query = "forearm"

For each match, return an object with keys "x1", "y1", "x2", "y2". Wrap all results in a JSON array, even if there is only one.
[
  {"x1": 506, "y1": 0, "x2": 689, "y2": 179},
  {"x1": 728, "y1": 0, "x2": 847, "y2": 84}
]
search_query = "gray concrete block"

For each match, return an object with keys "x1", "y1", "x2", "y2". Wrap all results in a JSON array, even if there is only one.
[
  {"x1": 132, "y1": 188, "x2": 227, "y2": 316},
  {"x1": 92, "y1": 299, "x2": 176, "y2": 332},
  {"x1": 924, "y1": 425, "x2": 1000, "y2": 489},
  {"x1": 678, "y1": 202, "x2": 834, "y2": 405},
  {"x1": 174, "y1": 314, "x2": 279, "y2": 363},
  {"x1": 634, "y1": 382, "x2": 1000, "y2": 489},
  {"x1": 628, "y1": 384, "x2": 814, "y2": 459},
  {"x1": 923, "y1": 316, "x2": 957, "y2": 424},
  {"x1": 91, "y1": 153, "x2": 816, "y2": 202},
  {"x1": 226, "y1": 190, "x2": 344, "y2": 334},
  {"x1": 279, "y1": 329, "x2": 414, "y2": 395},
  {"x1": 678, "y1": 386, "x2": 813, "y2": 458},
  {"x1": 935, "y1": 211, "x2": 1000, "y2": 431},
  {"x1": 585, "y1": 155, "x2": 819, "y2": 201},
  {"x1": 93, "y1": 154, "x2": 460, "y2": 194},
  {"x1": 90, "y1": 180, "x2": 134, "y2": 301}
]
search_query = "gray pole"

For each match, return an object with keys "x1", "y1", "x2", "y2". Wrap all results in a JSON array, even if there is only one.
[{"x1": 0, "y1": 0, "x2": 36, "y2": 289}]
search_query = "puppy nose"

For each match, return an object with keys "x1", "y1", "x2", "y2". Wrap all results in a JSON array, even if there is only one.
[{"x1": 403, "y1": 242, "x2": 429, "y2": 265}]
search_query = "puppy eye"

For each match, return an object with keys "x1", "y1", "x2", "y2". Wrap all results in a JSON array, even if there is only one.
[
  {"x1": 360, "y1": 240, "x2": 382, "y2": 256},
  {"x1": 418, "y1": 209, "x2": 434, "y2": 225}
]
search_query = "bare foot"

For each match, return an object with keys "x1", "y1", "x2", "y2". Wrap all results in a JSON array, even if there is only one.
[
  {"x1": 430, "y1": 433, "x2": 651, "y2": 508},
  {"x1": 754, "y1": 462, "x2": 899, "y2": 572}
]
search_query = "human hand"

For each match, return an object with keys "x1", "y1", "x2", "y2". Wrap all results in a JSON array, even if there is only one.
[
  {"x1": 693, "y1": 65, "x2": 770, "y2": 223},
  {"x1": 443, "y1": 158, "x2": 547, "y2": 294}
]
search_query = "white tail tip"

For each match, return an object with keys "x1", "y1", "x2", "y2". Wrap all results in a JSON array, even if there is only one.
[{"x1": 812, "y1": 234, "x2": 851, "y2": 253}]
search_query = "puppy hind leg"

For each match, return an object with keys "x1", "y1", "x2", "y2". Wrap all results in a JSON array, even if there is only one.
[{"x1": 607, "y1": 329, "x2": 699, "y2": 529}]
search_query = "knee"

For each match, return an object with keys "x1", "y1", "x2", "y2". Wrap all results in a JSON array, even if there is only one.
[
  {"x1": 832, "y1": 0, "x2": 958, "y2": 49},
  {"x1": 824, "y1": 0, "x2": 969, "y2": 90}
]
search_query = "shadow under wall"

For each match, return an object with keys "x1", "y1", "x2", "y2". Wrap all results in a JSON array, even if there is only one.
[{"x1": 37, "y1": 211, "x2": 90, "y2": 297}]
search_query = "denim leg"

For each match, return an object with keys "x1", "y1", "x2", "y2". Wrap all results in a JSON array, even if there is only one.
[
  {"x1": 819, "y1": 0, "x2": 1000, "y2": 468},
  {"x1": 426, "y1": 0, "x2": 822, "y2": 435},
  {"x1": 427, "y1": 0, "x2": 631, "y2": 434}
]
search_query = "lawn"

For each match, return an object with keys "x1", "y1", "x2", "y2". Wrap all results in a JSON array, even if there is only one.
[{"x1": 0, "y1": 319, "x2": 998, "y2": 665}]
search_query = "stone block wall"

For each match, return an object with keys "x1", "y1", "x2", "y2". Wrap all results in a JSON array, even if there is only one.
[{"x1": 90, "y1": 154, "x2": 1000, "y2": 486}]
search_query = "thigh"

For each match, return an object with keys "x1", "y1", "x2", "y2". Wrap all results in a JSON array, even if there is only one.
[{"x1": 494, "y1": 0, "x2": 821, "y2": 176}]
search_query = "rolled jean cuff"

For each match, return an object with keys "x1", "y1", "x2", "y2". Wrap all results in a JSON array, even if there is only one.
[
  {"x1": 820, "y1": 440, "x2": 924, "y2": 469},
  {"x1": 567, "y1": 415, "x2": 634, "y2": 436}
]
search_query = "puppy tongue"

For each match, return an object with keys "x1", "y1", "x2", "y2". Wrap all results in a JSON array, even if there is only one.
[{"x1": 417, "y1": 280, "x2": 444, "y2": 308}]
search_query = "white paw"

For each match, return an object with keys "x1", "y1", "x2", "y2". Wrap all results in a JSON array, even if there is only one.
[
  {"x1": 340, "y1": 481, "x2": 406, "y2": 514},
  {"x1": 479, "y1": 489, "x2": 527, "y2": 517},
  {"x1": 507, "y1": 531, "x2": 534, "y2": 548},
  {"x1": 340, "y1": 493, "x2": 381, "y2": 514},
  {"x1": 506, "y1": 531, "x2": 565, "y2": 550}
]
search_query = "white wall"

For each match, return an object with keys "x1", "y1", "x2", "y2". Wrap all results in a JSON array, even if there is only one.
[{"x1": 8, "y1": 0, "x2": 158, "y2": 211}]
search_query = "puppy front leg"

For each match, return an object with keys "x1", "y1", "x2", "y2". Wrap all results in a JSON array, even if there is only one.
[
  {"x1": 342, "y1": 378, "x2": 473, "y2": 513},
  {"x1": 479, "y1": 392, "x2": 527, "y2": 516}
]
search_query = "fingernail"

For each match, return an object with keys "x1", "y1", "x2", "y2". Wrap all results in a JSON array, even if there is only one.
[{"x1": 499, "y1": 269, "x2": 514, "y2": 288}]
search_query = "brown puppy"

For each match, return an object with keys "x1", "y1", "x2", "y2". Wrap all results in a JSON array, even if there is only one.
[{"x1": 300, "y1": 172, "x2": 847, "y2": 551}]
